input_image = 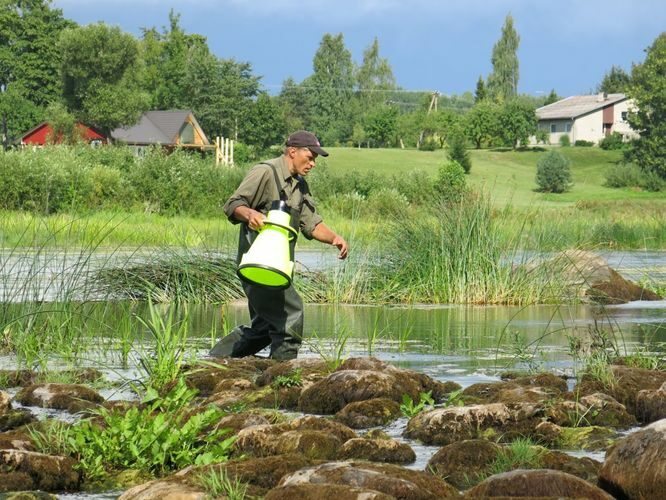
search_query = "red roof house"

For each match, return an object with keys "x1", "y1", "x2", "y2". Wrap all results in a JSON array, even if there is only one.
[{"x1": 19, "y1": 122, "x2": 107, "y2": 146}]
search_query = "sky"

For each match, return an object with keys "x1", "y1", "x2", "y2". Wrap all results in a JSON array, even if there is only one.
[{"x1": 51, "y1": 0, "x2": 666, "y2": 99}]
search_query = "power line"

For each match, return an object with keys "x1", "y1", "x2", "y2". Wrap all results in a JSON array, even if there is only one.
[{"x1": 263, "y1": 83, "x2": 439, "y2": 94}]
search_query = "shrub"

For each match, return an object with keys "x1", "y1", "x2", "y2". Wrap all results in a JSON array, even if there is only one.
[
  {"x1": 535, "y1": 150, "x2": 572, "y2": 193},
  {"x1": 419, "y1": 137, "x2": 438, "y2": 151},
  {"x1": 599, "y1": 132, "x2": 626, "y2": 150},
  {"x1": 559, "y1": 134, "x2": 571, "y2": 147},
  {"x1": 447, "y1": 131, "x2": 472, "y2": 173},
  {"x1": 535, "y1": 129, "x2": 550, "y2": 145},
  {"x1": 604, "y1": 163, "x2": 644, "y2": 188},
  {"x1": 436, "y1": 160, "x2": 467, "y2": 202},
  {"x1": 366, "y1": 188, "x2": 409, "y2": 218},
  {"x1": 574, "y1": 140, "x2": 594, "y2": 147}
]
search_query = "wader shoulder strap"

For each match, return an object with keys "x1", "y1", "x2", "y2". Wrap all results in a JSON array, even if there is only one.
[{"x1": 260, "y1": 161, "x2": 305, "y2": 209}]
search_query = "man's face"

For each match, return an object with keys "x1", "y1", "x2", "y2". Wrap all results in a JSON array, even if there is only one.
[{"x1": 290, "y1": 147, "x2": 317, "y2": 176}]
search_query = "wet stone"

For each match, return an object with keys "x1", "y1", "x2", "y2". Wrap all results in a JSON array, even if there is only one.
[
  {"x1": 15, "y1": 383, "x2": 104, "y2": 413},
  {"x1": 335, "y1": 398, "x2": 402, "y2": 429},
  {"x1": 338, "y1": 437, "x2": 416, "y2": 464}
]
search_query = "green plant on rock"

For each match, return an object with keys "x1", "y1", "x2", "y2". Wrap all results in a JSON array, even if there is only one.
[
  {"x1": 400, "y1": 390, "x2": 434, "y2": 418},
  {"x1": 272, "y1": 368, "x2": 303, "y2": 388},
  {"x1": 196, "y1": 467, "x2": 249, "y2": 500},
  {"x1": 487, "y1": 437, "x2": 546, "y2": 476},
  {"x1": 29, "y1": 378, "x2": 235, "y2": 481},
  {"x1": 444, "y1": 388, "x2": 465, "y2": 407}
]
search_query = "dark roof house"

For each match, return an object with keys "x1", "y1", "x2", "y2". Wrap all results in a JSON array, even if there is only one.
[{"x1": 110, "y1": 110, "x2": 210, "y2": 150}]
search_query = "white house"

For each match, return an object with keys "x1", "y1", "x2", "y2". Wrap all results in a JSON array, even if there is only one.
[{"x1": 535, "y1": 93, "x2": 638, "y2": 145}]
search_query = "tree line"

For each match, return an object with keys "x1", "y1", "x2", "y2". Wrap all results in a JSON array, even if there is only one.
[{"x1": 0, "y1": 2, "x2": 663, "y2": 180}]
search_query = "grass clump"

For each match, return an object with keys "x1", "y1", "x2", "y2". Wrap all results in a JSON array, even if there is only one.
[
  {"x1": 29, "y1": 378, "x2": 235, "y2": 481},
  {"x1": 196, "y1": 468, "x2": 249, "y2": 500},
  {"x1": 487, "y1": 437, "x2": 546, "y2": 475}
]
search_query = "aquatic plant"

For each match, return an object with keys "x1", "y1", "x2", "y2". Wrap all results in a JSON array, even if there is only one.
[
  {"x1": 400, "y1": 390, "x2": 434, "y2": 418},
  {"x1": 29, "y1": 378, "x2": 235, "y2": 480},
  {"x1": 486, "y1": 437, "x2": 546, "y2": 476},
  {"x1": 272, "y1": 368, "x2": 303, "y2": 388},
  {"x1": 196, "y1": 467, "x2": 249, "y2": 500}
]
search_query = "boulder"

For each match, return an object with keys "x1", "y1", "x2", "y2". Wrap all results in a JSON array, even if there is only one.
[
  {"x1": 579, "y1": 392, "x2": 636, "y2": 428},
  {"x1": 576, "y1": 365, "x2": 666, "y2": 415},
  {"x1": 636, "y1": 381, "x2": 666, "y2": 423},
  {"x1": 0, "y1": 450, "x2": 79, "y2": 493},
  {"x1": 338, "y1": 437, "x2": 416, "y2": 464},
  {"x1": 0, "y1": 409, "x2": 36, "y2": 432},
  {"x1": 278, "y1": 460, "x2": 459, "y2": 498},
  {"x1": 265, "y1": 483, "x2": 394, "y2": 499},
  {"x1": 184, "y1": 357, "x2": 273, "y2": 396},
  {"x1": 335, "y1": 398, "x2": 402, "y2": 429},
  {"x1": 15, "y1": 384, "x2": 104, "y2": 413},
  {"x1": 0, "y1": 390, "x2": 11, "y2": 413},
  {"x1": 255, "y1": 358, "x2": 329, "y2": 387},
  {"x1": 599, "y1": 418, "x2": 666, "y2": 499},
  {"x1": 427, "y1": 439, "x2": 501, "y2": 489},
  {"x1": 404, "y1": 403, "x2": 542, "y2": 446},
  {"x1": 534, "y1": 421, "x2": 618, "y2": 451},
  {"x1": 465, "y1": 468, "x2": 613, "y2": 499},
  {"x1": 118, "y1": 478, "x2": 205, "y2": 500},
  {"x1": 0, "y1": 429, "x2": 35, "y2": 451},
  {"x1": 546, "y1": 250, "x2": 661, "y2": 304}
]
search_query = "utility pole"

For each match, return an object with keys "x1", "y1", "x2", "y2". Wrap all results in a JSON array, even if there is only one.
[{"x1": 418, "y1": 91, "x2": 440, "y2": 148}]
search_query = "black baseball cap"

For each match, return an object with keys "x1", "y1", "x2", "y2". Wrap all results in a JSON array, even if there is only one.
[{"x1": 285, "y1": 130, "x2": 329, "y2": 157}]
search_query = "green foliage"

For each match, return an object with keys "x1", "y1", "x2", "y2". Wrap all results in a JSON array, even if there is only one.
[
  {"x1": 604, "y1": 163, "x2": 645, "y2": 188},
  {"x1": 535, "y1": 150, "x2": 572, "y2": 193},
  {"x1": 474, "y1": 76, "x2": 487, "y2": 102},
  {"x1": 599, "y1": 132, "x2": 627, "y2": 150},
  {"x1": 543, "y1": 89, "x2": 560, "y2": 106},
  {"x1": 308, "y1": 33, "x2": 355, "y2": 145},
  {"x1": 465, "y1": 100, "x2": 499, "y2": 149},
  {"x1": 535, "y1": 129, "x2": 550, "y2": 145},
  {"x1": 487, "y1": 14, "x2": 520, "y2": 101},
  {"x1": 134, "y1": 300, "x2": 190, "y2": 391},
  {"x1": 447, "y1": 130, "x2": 472, "y2": 173},
  {"x1": 356, "y1": 37, "x2": 396, "y2": 111},
  {"x1": 436, "y1": 160, "x2": 467, "y2": 202},
  {"x1": 626, "y1": 33, "x2": 666, "y2": 180},
  {"x1": 487, "y1": 438, "x2": 546, "y2": 476},
  {"x1": 497, "y1": 99, "x2": 537, "y2": 148},
  {"x1": 363, "y1": 105, "x2": 398, "y2": 147},
  {"x1": 559, "y1": 134, "x2": 571, "y2": 147},
  {"x1": 59, "y1": 23, "x2": 149, "y2": 133},
  {"x1": 574, "y1": 140, "x2": 594, "y2": 147},
  {"x1": 400, "y1": 391, "x2": 434, "y2": 417},
  {"x1": 597, "y1": 65, "x2": 631, "y2": 94},
  {"x1": 272, "y1": 368, "x2": 303, "y2": 388},
  {"x1": 196, "y1": 468, "x2": 249, "y2": 500},
  {"x1": 29, "y1": 378, "x2": 235, "y2": 480}
]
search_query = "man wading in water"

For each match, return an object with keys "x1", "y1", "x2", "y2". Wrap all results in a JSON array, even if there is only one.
[{"x1": 210, "y1": 131, "x2": 348, "y2": 360}]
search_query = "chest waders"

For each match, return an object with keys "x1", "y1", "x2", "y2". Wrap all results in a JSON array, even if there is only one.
[{"x1": 210, "y1": 162, "x2": 306, "y2": 360}]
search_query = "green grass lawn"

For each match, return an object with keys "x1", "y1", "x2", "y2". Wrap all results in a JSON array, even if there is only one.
[{"x1": 323, "y1": 146, "x2": 665, "y2": 208}]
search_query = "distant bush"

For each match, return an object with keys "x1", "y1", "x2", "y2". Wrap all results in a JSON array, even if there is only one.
[
  {"x1": 604, "y1": 163, "x2": 664, "y2": 192},
  {"x1": 599, "y1": 132, "x2": 626, "y2": 150},
  {"x1": 535, "y1": 129, "x2": 550, "y2": 145},
  {"x1": 536, "y1": 150, "x2": 572, "y2": 193},
  {"x1": 604, "y1": 163, "x2": 644, "y2": 188},
  {"x1": 419, "y1": 137, "x2": 438, "y2": 151},
  {"x1": 574, "y1": 140, "x2": 594, "y2": 147},
  {"x1": 436, "y1": 160, "x2": 467, "y2": 202},
  {"x1": 559, "y1": 135, "x2": 571, "y2": 147},
  {"x1": 447, "y1": 131, "x2": 472, "y2": 174}
]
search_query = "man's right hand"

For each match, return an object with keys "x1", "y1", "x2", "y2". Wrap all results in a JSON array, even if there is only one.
[{"x1": 234, "y1": 206, "x2": 266, "y2": 231}]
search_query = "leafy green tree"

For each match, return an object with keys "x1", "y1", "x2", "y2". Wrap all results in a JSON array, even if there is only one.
[
  {"x1": 363, "y1": 105, "x2": 398, "y2": 147},
  {"x1": 356, "y1": 37, "x2": 396, "y2": 110},
  {"x1": 215, "y1": 59, "x2": 261, "y2": 140},
  {"x1": 59, "y1": 23, "x2": 149, "y2": 135},
  {"x1": 474, "y1": 76, "x2": 487, "y2": 102},
  {"x1": 0, "y1": 0, "x2": 72, "y2": 107},
  {"x1": 487, "y1": 14, "x2": 520, "y2": 101},
  {"x1": 497, "y1": 99, "x2": 537, "y2": 149},
  {"x1": 277, "y1": 77, "x2": 309, "y2": 133},
  {"x1": 0, "y1": 84, "x2": 42, "y2": 146},
  {"x1": 309, "y1": 33, "x2": 355, "y2": 145},
  {"x1": 543, "y1": 89, "x2": 560, "y2": 106},
  {"x1": 352, "y1": 122, "x2": 366, "y2": 148},
  {"x1": 626, "y1": 33, "x2": 666, "y2": 180},
  {"x1": 597, "y1": 65, "x2": 631, "y2": 94},
  {"x1": 536, "y1": 150, "x2": 572, "y2": 193},
  {"x1": 242, "y1": 92, "x2": 287, "y2": 151},
  {"x1": 44, "y1": 101, "x2": 79, "y2": 144},
  {"x1": 464, "y1": 100, "x2": 500, "y2": 148}
]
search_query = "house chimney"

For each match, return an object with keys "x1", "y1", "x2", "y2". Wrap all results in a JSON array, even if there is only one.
[{"x1": 597, "y1": 92, "x2": 605, "y2": 102}]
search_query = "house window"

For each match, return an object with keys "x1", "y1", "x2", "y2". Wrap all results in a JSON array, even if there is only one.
[
  {"x1": 621, "y1": 111, "x2": 628, "y2": 121},
  {"x1": 565, "y1": 123, "x2": 572, "y2": 132},
  {"x1": 550, "y1": 124, "x2": 556, "y2": 133},
  {"x1": 180, "y1": 123, "x2": 194, "y2": 144}
]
